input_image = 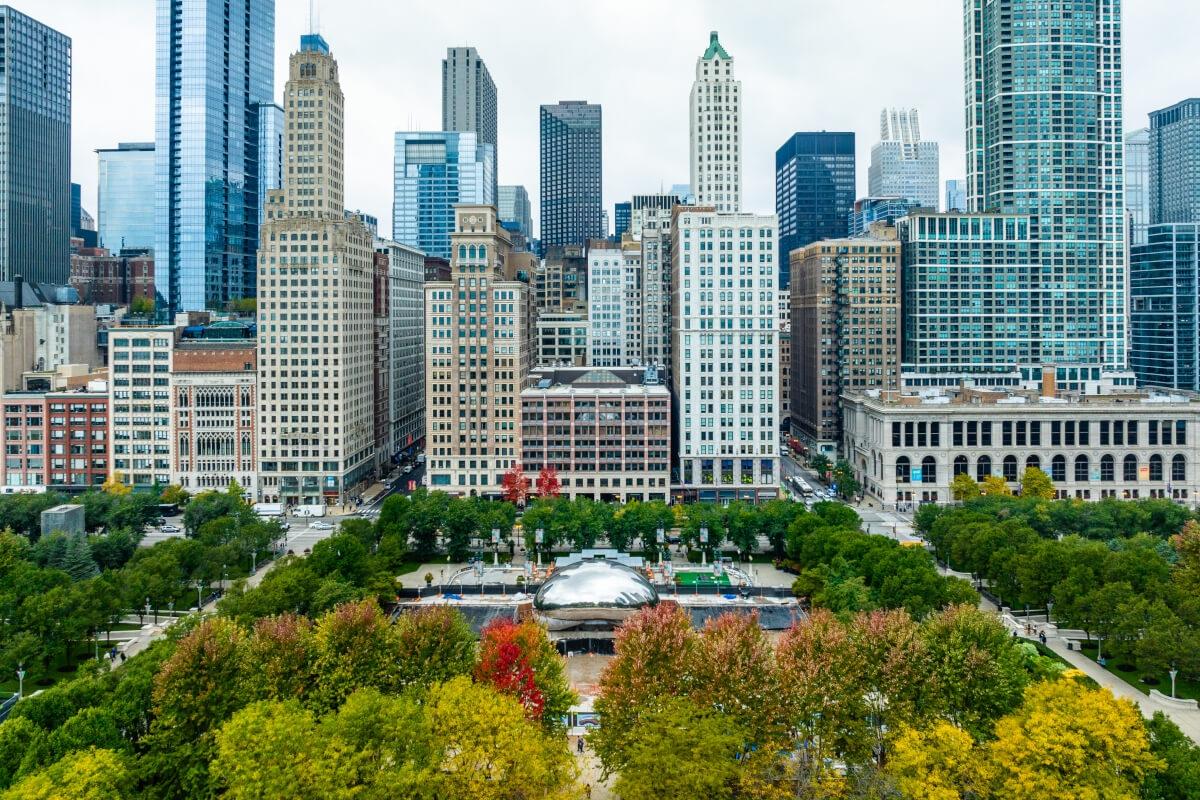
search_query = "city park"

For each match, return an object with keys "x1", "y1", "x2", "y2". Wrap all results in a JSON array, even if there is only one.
[{"x1": 0, "y1": 470, "x2": 1197, "y2": 796}]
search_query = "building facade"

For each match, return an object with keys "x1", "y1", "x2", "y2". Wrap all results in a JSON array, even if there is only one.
[
  {"x1": 498, "y1": 185, "x2": 533, "y2": 241},
  {"x1": 587, "y1": 239, "x2": 642, "y2": 367},
  {"x1": 789, "y1": 227, "x2": 901, "y2": 456},
  {"x1": 614, "y1": 202, "x2": 631, "y2": 238},
  {"x1": 671, "y1": 206, "x2": 779, "y2": 502},
  {"x1": 376, "y1": 239, "x2": 426, "y2": 459},
  {"x1": 155, "y1": 0, "x2": 274, "y2": 313},
  {"x1": 256, "y1": 34, "x2": 376, "y2": 506},
  {"x1": 639, "y1": 206, "x2": 673, "y2": 371},
  {"x1": 70, "y1": 248, "x2": 155, "y2": 307},
  {"x1": 965, "y1": 0, "x2": 1125, "y2": 371},
  {"x1": 945, "y1": 179, "x2": 966, "y2": 212},
  {"x1": 536, "y1": 311, "x2": 588, "y2": 367},
  {"x1": 844, "y1": 385, "x2": 1200, "y2": 508},
  {"x1": 393, "y1": 131, "x2": 493, "y2": 260},
  {"x1": 109, "y1": 324, "x2": 177, "y2": 489},
  {"x1": 0, "y1": 282, "x2": 100, "y2": 393},
  {"x1": 868, "y1": 108, "x2": 939, "y2": 209},
  {"x1": 689, "y1": 31, "x2": 741, "y2": 213},
  {"x1": 424, "y1": 205, "x2": 533, "y2": 495},
  {"x1": 1130, "y1": 224, "x2": 1200, "y2": 391},
  {"x1": 848, "y1": 197, "x2": 922, "y2": 237},
  {"x1": 1126, "y1": 128, "x2": 1150, "y2": 246},
  {"x1": 256, "y1": 102, "x2": 284, "y2": 226},
  {"x1": 775, "y1": 132, "x2": 855, "y2": 289},
  {"x1": 535, "y1": 245, "x2": 587, "y2": 312},
  {"x1": 539, "y1": 101, "x2": 603, "y2": 250},
  {"x1": 0, "y1": 7, "x2": 71, "y2": 285},
  {"x1": 442, "y1": 47, "x2": 497, "y2": 202},
  {"x1": 96, "y1": 142, "x2": 155, "y2": 254},
  {"x1": 1, "y1": 386, "x2": 109, "y2": 492},
  {"x1": 521, "y1": 367, "x2": 671, "y2": 503},
  {"x1": 170, "y1": 340, "x2": 257, "y2": 495}
]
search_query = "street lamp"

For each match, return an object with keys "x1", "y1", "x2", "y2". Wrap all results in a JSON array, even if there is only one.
[
  {"x1": 656, "y1": 528, "x2": 665, "y2": 566},
  {"x1": 16, "y1": 663, "x2": 25, "y2": 700},
  {"x1": 700, "y1": 527, "x2": 709, "y2": 567},
  {"x1": 194, "y1": 578, "x2": 204, "y2": 610},
  {"x1": 1170, "y1": 666, "x2": 1179, "y2": 698},
  {"x1": 535, "y1": 528, "x2": 545, "y2": 569},
  {"x1": 491, "y1": 528, "x2": 500, "y2": 567},
  {"x1": 1046, "y1": 599, "x2": 1054, "y2": 625},
  {"x1": 144, "y1": 597, "x2": 152, "y2": 625}
]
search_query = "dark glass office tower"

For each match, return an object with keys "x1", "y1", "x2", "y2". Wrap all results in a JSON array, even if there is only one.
[
  {"x1": 1150, "y1": 99, "x2": 1200, "y2": 226},
  {"x1": 775, "y1": 132, "x2": 855, "y2": 289},
  {"x1": 155, "y1": 0, "x2": 274, "y2": 313},
  {"x1": 539, "y1": 101, "x2": 602, "y2": 250},
  {"x1": 0, "y1": 7, "x2": 71, "y2": 284}
]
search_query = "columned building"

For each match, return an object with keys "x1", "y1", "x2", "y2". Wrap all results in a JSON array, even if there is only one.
[
  {"x1": 424, "y1": 205, "x2": 533, "y2": 495},
  {"x1": 256, "y1": 34, "x2": 375, "y2": 506},
  {"x1": 671, "y1": 206, "x2": 778, "y2": 503},
  {"x1": 689, "y1": 32, "x2": 741, "y2": 213},
  {"x1": 109, "y1": 323, "x2": 178, "y2": 490}
]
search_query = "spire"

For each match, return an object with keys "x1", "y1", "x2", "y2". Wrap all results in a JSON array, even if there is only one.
[
  {"x1": 702, "y1": 30, "x2": 730, "y2": 60},
  {"x1": 301, "y1": 0, "x2": 328, "y2": 52}
]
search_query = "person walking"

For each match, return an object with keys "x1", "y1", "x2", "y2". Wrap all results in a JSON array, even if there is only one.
[{"x1": 577, "y1": 736, "x2": 585, "y2": 754}]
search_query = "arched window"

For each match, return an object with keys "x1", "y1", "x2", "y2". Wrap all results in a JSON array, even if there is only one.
[
  {"x1": 1123, "y1": 454, "x2": 1138, "y2": 482},
  {"x1": 1173, "y1": 454, "x2": 1186, "y2": 482},
  {"x1": 1150, "y1": 454, "x2": 1164, "y2": 481},
  {"x1": 458, "y1": 245, "x2": 466, "y2": 260},
  {"x1": 953, "y1": 455, "x2": 969, "y2": 476},
  {"x1": 1025, "y1": 454, "x2": 1041, "y2": 472},
  {"x1": 468, "y1": 245, "x2": 477, "y2": 259},
  {"x1": 896, "y1": 456, "x2": 911, "y2": 484},
  {"x1": 1100, "y1": 454, "x2": 1114, "y2": 482},
  {"x1": 976, "y1": 455, "x2": 992, "y2": 482},
  {"x1": 1075, "y1": 455, "x2": 1090, "y2": 483},
  {"x1": 1002, "y1": 455, "x2": 1018, "y2": 482},
  {"x1": 1051, "y1": 455, "x2": 1066, "y2": 482},
  {"x1": 922, "y1": 456, "x2": 936, "y2": 484},
  {"x1": 479, "y1": 245, "x2": 487, "y2": 260}
]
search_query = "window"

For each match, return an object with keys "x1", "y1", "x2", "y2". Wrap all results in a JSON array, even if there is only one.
[
  {"x1": 1100, "y1": 420, "x2": 1110, "y2": 445},
  {"x1": 953, "y1": 455, "x2": 969, "y2": 476},
  {"x1": 1173, "y1": 454, "x2": 1186, "y2": 482},
  {"x1": 1002, "y1": 455, "x2": 1018, "y2": 482},
  {"x1": 1025, "y1": 454, "x2": 1041, "y2": 473},
  {"x1": 1051, "y1": 455, "x2": 1066, "y2": 482},
  {"x1": 1123, "y1": 455, "x2": 1138, "y2": 482},
  {"x1": 1100, "y1": 454, "x2": 1114, "y2": 482},
  {"x1": 896, "y1": 456, "x2": 911, "y2": 484},
  {"x1": 976, "y1": 455, "x2": 991, "y2": 482},
  {"x1": 921, "y1": 456, "x2": 936, "y2": 484},
  {"x1": 1150, "y1": 454, "x2": 1163, "y2": 482},
  {"x1": 1128, "y1": 420, "x2": 1138, "y2": 445},
  {"x1": 1074, "y1": 455, "x2": 1089, "y2": 483},
  {"x1": 1178, "y1": 420, "x2": 1188, "y2": 446}
]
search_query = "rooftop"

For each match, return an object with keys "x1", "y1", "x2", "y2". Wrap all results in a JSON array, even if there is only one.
[
  {"x1": 852, "y1": 385, "x2": 1200, "y2": 409},
  {"x1": 702, "y1": 30, "x2": 730, "y2": 60}
]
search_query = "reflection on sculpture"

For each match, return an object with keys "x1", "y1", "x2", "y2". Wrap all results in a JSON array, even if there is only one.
[{"x1": 533, "y1": 558, "x2": 659, "y2": 630}]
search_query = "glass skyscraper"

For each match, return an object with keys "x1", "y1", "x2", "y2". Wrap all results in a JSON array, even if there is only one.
[
  {"x1": 97, "y1": 142, "x2": 155, "y2": 253},
  {"x1": 498, "y1": 184, "x2": 532, "y2": 240},
  {"x1": 0, "y1": 7, "x2": 71, "y2": 285},
  {"x1": 1149, "y1": 99, "x2": 1200, "y2": 226},
  {"x1": 775, "y1": 131, "x2": 855, "y2": 289},
  {"x1": 256, "y1": 102, "x2": 283, "y2": 227},
  {"x1": 1125, "y1": 128, "x2": 1150, "y2": 245},
  {"x1": 392, "y1": 131, "x2": 493, "y2": 260},
  {"x1": 155, "y1": 0, "x2": 274, "y2": 313},
  {"x1": 539, "y1": 101, "x2": 603, "y2": 250},
  {"x1": 944, "y1": 179, "x2": 967, "y2": 212},
  {"x1": 964, "y1": 0, "x2": 1125, "y2": 371},
  {"x1": 442, "y1": 48, "x2": 498, "y2": 203},
  {"x1": 1130, "y1": 224, "x2": 1200, "y2": 391},
  {"x1": 868, "y1": 108, "x2": 939, "y2": 209}
]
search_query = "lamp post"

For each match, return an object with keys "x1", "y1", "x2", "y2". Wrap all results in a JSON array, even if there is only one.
[
  {"x1": 144, "y1": 597, "x2": 152, "y2": 625},
  {"x1": 1170, "y1": 667, "x2": 1179, "y2": 698},
  {"x1": 251, "y1": 550, "x2": 257, "y2": 573},
  {"x1": 491, "y1": 528, "x2": 500, "y2": 567},
  {"x1": 535, "y1": 528, "x2": 544, "y2": 569},
  {"x1": 168, "y1": 600, "x2": 174, "y2": 619},
  {"x1": 656, "y1": 528, "x2": 665, "y2": 566},
  {"x1": 1046, "y1": 599, "x2": 1054, "y2": 625},
  {"x1": 700, "y1": 527, "x2": 709, "y2": 567},
  {"x1": 194, "y1": 578, "x2": 204, "y2": 610},
  {"x1": 16, "y1": 664, "x2": 25, "y2": 700}
]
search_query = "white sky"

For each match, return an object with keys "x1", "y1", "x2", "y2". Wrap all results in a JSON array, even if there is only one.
[{"x1": 35, "y1": 0, "x2": 1200, "y2": 240}]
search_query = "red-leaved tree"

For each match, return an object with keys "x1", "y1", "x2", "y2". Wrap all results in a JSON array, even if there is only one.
[
  {"x1": 501, "y1": 463, "x2": 530, "y2": 505},
  {"x1": 475, "y1": 619, "x2": 574, "y2": 728},
  {"x1": 536, "y1": 466, "x2": 562, "y2": 498}
]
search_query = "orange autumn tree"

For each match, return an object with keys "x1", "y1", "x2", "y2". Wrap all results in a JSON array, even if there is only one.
[{"x1": 474, "y1": 618, "x2": 575, "y2": 731}]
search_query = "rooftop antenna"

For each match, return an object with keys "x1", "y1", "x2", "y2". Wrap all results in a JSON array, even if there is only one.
[{"x1": 308, "y1": 0, "x2": 313, "y2": 34}]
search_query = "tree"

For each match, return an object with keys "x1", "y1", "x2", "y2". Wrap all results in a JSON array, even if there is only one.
[
  {"x1": 159, "y1": 484, "x2": 190, "y2": 507},
  {"x1": 100, "y1": 473, "x2": 131, "y2": 497},
  {"x1": 1142, "y1": 712, "x2": 1200, "y2": 800},
  {"x1": 500, "y1": 463, "x2": 529, "y2": 506},
  {"x1": 979, "y1": 474, "x2": 1012, "y2": 498},
  {"x1": 309, "y1": 600, "x2": 404, "y2": 714},
  {"x1": 393, "y1": 606, "x2": 477, "y2": 689},
  {"x1": 833, "y1": 459, "x2": 860, "y2": 499},
  {"x1": 307, "y1": 534, "x2": 370, "y2": 586},
  {"x1": 129, "y1": 296, "x2": 155, "y2": 314},
  {"x1": 241, "y1": 613, "x2": 316, "y2": 704},
  {"x1": 810, "y1": 453, "x2": 832, "y2": 480},
  {"x1": 534, "y1": 466, "x2": 561, "y2": 498},
  {"x1": 475, "y1": 618, "x2": 575, "y2": 730},
  {"x1": 1018, "y1": 467, "x2": 1056, "y2": 501},
  {"x1": 889, "y1": 721, "x2": 989, "y2": 800},
  {"x1": 950, "y1": 472, "x2": 980, "y2": 501},
  {"x1": 211, "y1": 699, "x2": 332, "y2": 800},
  {"x1": 612, "y1": 698, "x2": 747, "y2": 800},
  {"x1": 1, "y1": 747, "x2": 132, "y2": 800}
]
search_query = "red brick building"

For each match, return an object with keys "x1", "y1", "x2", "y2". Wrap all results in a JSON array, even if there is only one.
[
  {"x1": 1, "y1": 387, "x2": 110, "y2": 492},
  {"x1": 70, "y1": 247, "x2": 155, "y2": 306}
]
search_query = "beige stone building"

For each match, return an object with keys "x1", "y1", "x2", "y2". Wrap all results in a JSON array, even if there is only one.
[
  {"x1": 789, "y1": 224, "x2": 901, "y2": 457},
  {"x1": 424, "y1": 205, "x2": 534, "y2": 496},
  {"x1": 256, "y1": 34, "x2": 376, "y2": 506}
]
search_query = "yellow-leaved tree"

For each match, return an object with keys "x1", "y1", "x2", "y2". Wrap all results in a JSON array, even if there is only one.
[
  {"x1": 2, "y1": 747, "x2": 132, "y2": 800},
  {"x1": 1018, "y1": 466, "x2": 1056, "y2": 500},
  {"x1": 979, "y1": 474, "x2": 1012, "y2": 498},
  {"x1": 950, "y1": 472, "x2": 980, "y2": 501},
  {"x1": 100, "y1": 471, "x2": 132, "y2": 496}
]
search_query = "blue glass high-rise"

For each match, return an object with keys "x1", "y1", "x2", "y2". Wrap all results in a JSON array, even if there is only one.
[
  {"x1": 539, "y1": 101, "x2": 603, "y2": 250},
  {"x1": 1130, "y1": 224, "x2": 1200, "y2": 391},
  {"x1": 775, "y1": 132, "x2": 855, "y2": 289},
  {"x1": 392, "y1": 131, "x2": 493, "y2": 260},
  {"x1": 0, "y1": 8, "x2": 71, "y2": 284},
  {"x1": 97, "y1": 143, "x2": 155, "y2": 253},
  {"x1": 155, "y1": 0, "x2": 274, "y2": 313}
]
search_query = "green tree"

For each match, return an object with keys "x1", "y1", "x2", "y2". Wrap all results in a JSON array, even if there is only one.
[
  {"x1": 832, "y1": 459, "x2": 860, "y2": 499},
  {"x1": 1019, "y1": 467, "x2": 1056, "y2": 501},
  {"x1": 159, "y1": 484, "x2": 191, "y2": 507},
  {"x1": 393, "y1": 606, "x2": 477, "y2": 689},
  {"x1": 951, "y1": 472, "x2": 981, "y2": 501},
  {"x1": 308, "y1": 533, "x2": 370, "y2": 585},
  {"x1": 1142, "y1": 712, "x2": 1200, "y2": 800},
  {"x1": 1, "y1": 747, "x2": 132, "y2": 800},
  {"x1": 810, "y1": 453, "x2": 832, "y2": 479}
]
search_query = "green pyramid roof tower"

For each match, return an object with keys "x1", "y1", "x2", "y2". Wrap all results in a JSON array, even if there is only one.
[{"x1": 702, "y1": 30, "x2": 730, "y2": 60}]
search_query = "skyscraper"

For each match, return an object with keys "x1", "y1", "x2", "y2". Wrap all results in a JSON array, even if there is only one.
[
  {"x1": 256, "y1": 102, "x2": 284, "y2": 226},
  {"x1": 539, "y1": 101, "x2": 603, "y2": 250},
  {"x1": 96, "y1": 143, "x2": 155, "y2": 253},
  {"x1": 775, "y1": 132, "x2": 856, "y2": 289},
  {"x1": 498, "y1": 185, "x2": 533, "y2": 240},
  {"x1": 155, "y1": 0, "x2": 274, "y2": 313},
  {"x1": 1130, "y1": 224, "x2": 1200, "y2": 391},
  {"x1": 256, "y1": 33, "x2": 375, "y2": 506},
  {"x1": 945, "y1": 179, "x2": 967, "y2": 212},
  {"x1": 0, "y1": 7, "x2": 71, "y2": 284},
  {"x1": 393, "y1": 131, "x2": 494, "y2": 260},
  {"x1": 1125, "y1": 128, "x2": 1150, "y2": 245},
  {"x1": 964, "y1": 0, "x2": 1125, "y2": 371},
  {"x1": 689, "y1": 31, "x2": 741, "y2": 213},
  {"x1": 1149, "y1": 100, "x2": 1200, "y2": 226},
  {"x1": 443, "y1": 47, "x2": 498, "y2": 201},
  {"x1": 868, "y1": 108, "x2": 939, "y2": 209},
  {"x1": 587, "y1": 239, "x2": 642, "y2": 367}
]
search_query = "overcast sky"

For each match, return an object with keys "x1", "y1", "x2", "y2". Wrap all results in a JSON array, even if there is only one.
[{"x1": 39, "y1": 0, "x2": 1200, "y2": 240}]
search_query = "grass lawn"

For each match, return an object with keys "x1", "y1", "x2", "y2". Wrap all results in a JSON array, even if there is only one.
[
  {"x1": 1076, "y1": 640, "x2": 1200, "y2": 701},
  {"x1": 0, "y1": 642, "x2": 110, "y2": 694},
  {"x1": 675, "y1": 571, "x2": 732, "y2": 587}
]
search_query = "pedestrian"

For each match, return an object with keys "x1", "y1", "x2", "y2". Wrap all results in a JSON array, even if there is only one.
[
  {"x1": 120, "y1": 652, "x2": 126, "y2": 663},
  {"x1": 584, "y1": 784, "x2": 592, "y2": 799},
  {"x1": 577, "y1": 737, "x2": 585, "y2": 754}
]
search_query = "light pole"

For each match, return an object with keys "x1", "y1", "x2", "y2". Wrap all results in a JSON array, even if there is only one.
[
  {"x1": 700, "y1": 527, "x2": 709, "y2": 567},
  {"x1": 16, "y1": 664, "x2": 24, "y2": 700},
  {"x1": 251, "y1": 550, "x2": 257, "y2": 573},
  {"x1": 656, "y1": 528, "x2": 665, "y2": 566},
  {"x1": 144, "y1": 597, "x2": 152, "y2": 625},
  {"x1": 1170, "y1": 667, "x2": 1179, "y2": 698},
  {"x1": 1046, "y1": 599, "x2": 1054, "y2": 625},
  {"x1": 168, "y1": 600, "x2": 174, "y2": 619},
  {"x1": 194, "y1": 578, "x2": 204, "y2": 610},
  {"x1": 492, "y1": 528, "x2": 500, "y2": 567},
  {"x1": 535, "y1": 528, "x2": 544, "y2": 569}
]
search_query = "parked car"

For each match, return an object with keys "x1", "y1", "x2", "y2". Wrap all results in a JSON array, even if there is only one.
[
  {"x1": 310, "y1": 521, "x2": 333, "y2": 530},
  {"x1": 160, "y1": 524, "x2": 181, "y2": 533}
]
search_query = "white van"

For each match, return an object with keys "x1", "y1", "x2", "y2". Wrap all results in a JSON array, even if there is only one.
[{"x1": 292, "y1": 504, "x2": 327, "y2": 518}]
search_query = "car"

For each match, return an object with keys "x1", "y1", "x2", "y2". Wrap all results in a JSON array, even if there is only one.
[
  {"x1": 310, "y1": 521, "x2": 333, "y2": 530},
  {"x1": 403, "y1": 465, "x2": 413, "y2": 474},
  {"x1": 160, "y1": 524, "x2": 181, "y2": 533},
  {"x1": 667, "y1": 535, "x2": 682, "y2": 545}
]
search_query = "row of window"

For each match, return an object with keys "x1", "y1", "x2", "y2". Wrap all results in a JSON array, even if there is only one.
[{"x1": 895, "y1": 453, "x2": 1188, "y2": 484}]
